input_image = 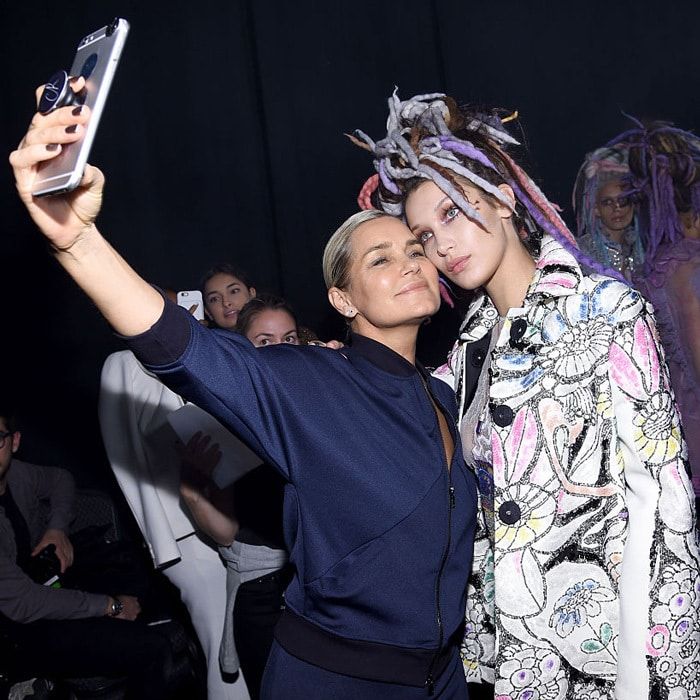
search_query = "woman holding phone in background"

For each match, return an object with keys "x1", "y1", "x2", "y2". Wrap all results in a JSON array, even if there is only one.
[
  {"x1": 353, "y1": 91, "x2": 700, "y2": 699},
  {"x1": 10, "y1": 83, "x2": 477, "y2": 698},
  {"x1": 179, "y1": 294, "x2": 299, "y2": 700}
]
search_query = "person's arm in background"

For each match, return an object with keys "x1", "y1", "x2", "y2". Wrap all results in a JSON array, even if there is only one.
[
  {"x1": 25, "y1": 462, "x2": 75, "y2": 573},
  {"x1": 178, "y1": 432, "x2": 238, "y2": 546},
  {"x1": 0, "y1": 548, "x2": 139, "y2": 623}
]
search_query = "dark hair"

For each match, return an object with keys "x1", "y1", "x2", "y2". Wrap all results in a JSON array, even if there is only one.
[
  {"x1": 235, "y1": 294, "x2": 298, "y2": 338},
  {"x1": 199, "y1": 263, "x2": 254, "y2": 294},
  {"x1": 0, "y1": 407, "x2": 17, "y2": 433}
]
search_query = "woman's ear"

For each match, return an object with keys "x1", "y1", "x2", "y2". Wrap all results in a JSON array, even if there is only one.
[
  {"x1": 249, "y1": 287, "x2": 257, "y2": 299},
  {"x1": 496, "y1": 184, "x2": 516, "y2": 218},
  {"x1": 328, "y1": 287, "x2": 356, "y2": 319}
]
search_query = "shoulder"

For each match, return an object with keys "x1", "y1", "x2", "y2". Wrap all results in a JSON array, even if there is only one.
[{"x1": 567, "y1": 273, "x2": 646, "y2": 324}]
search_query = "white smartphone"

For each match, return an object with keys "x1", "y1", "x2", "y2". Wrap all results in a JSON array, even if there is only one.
[
  {"x1": 32, "y1": 18, "x2": 129, "y2": 197},
  {"x1": 177, "y1": 291, "x2": 205, "y2": 321}
]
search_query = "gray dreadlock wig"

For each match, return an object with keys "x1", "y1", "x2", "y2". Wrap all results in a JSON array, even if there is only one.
[{"x1": 351, "y1": 90, "x2": 621, "y2": 280}]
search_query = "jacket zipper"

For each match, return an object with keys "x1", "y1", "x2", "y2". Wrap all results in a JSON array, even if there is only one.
[{"x1": 418, "y1": 374, "x2": 456, "y2": 695}]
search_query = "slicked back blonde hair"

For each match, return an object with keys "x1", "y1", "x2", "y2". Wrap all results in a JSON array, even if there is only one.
[{"x1": 322, "y1": 210, "x2": 389, "y2": 290}]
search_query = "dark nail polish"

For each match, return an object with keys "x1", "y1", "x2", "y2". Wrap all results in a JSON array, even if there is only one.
[
  {"x1": 65, "y1": 124, "x2": 78, "y2": 134},
  {"x1": 71, "y1": 106, "x2": 82, "y2": 116},
  {"x1": 46, "y1": 143, "x2": 59, "y2": 151}
]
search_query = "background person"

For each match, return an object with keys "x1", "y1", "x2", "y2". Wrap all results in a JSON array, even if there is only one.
[
  {"x1": 572, "y1": 145, "x2": 644, "y2": 281},
  {"x1": 201, "y1": 264, "x2": 257, "y2": 330},
  {"x1": 99, "y1": 287, "x2": 250, "y2": 700},
  {"x1": 180, "y1": 294, "x2": 296, "y2": 700},
  {"x1": 0, "y1": 407, "x2": 174, "y2": 699},
  {"x1": 620, "y1": 120, "x2": 700, "y2": 497}
]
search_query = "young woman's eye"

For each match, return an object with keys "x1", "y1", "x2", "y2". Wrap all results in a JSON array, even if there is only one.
[
  {"x1": 417, "y1": 231, "x2": 433, "y2": 245},
  {"x1": 409, "y1": 248, "x2": 426, "y2": 258},
  {"x1": 284, "y1": 335, "x2": 297, "y2": 344},
  {"x1": 442, "y1": 205, "x2": 460, "y2": 223},
  {"x1": 206, "y1": 295, "x2": 221, "y2": 305},
  {"x1": 257, "y1": 339, "x2": 269, "y2": 346}
]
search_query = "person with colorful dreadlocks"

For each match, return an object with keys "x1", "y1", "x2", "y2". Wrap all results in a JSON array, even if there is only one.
[
  {"x1": 572, "y1": 145, "x2": 644, "y2": 282},
  {"x1": 353, "y1": 91, "x2": 700, "y2": 700},
  {"x1": 616, "y1": 120, "x2": 700, "y2": 498}
]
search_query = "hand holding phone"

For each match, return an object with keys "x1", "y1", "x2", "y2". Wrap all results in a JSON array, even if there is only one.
[
  {"x1": 32, "y1": 18, "x2": 129, "y2": 197},
  {"x1": 177, "y1": 290, "x2": 205, "y2": 320}
]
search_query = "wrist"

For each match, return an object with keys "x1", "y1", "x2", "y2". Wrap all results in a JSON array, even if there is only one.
[
  {"x1": 106, "y1": 596, "x2": 124, "y2": 617},
  {"x1": 50, "y1": 223, "x2": 100, "y2": 256}
]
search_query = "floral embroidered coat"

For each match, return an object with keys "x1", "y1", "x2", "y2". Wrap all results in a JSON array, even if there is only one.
[{"x1": 434, "y1": 236, "x2": 700, "y2": 699}]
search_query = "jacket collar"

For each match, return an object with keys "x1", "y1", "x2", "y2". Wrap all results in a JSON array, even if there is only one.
[
  {"x1": 459, "y1": 235, "x2": 584, "y2": 343},
  {"x1": 346, "y1": 333, "x2": 419, "y2": 378}
]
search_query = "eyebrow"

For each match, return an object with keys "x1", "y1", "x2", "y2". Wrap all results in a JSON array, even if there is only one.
[
  {"x1": 255, "y1": 329, "x2": 297, "y2": 338},
  {"x1": 409, "y1": 196, "x2": 453, "y2": 233}
]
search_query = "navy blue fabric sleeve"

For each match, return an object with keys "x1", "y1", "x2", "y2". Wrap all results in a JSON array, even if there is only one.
[{"x1": 123, "y1": 299, "x2": 345, "y2": 481}]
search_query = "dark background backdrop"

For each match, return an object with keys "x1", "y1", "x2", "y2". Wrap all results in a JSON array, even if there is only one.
[{"x1": 1, "y1": 0, "x2": 699, "y2": 494}]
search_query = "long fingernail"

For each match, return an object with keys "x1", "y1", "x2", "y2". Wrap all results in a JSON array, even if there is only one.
[
  {"x1": 71, "y1": 106, "x2": 83, "y2": 116},
  {"x1": 46, "y1": 143, "x2": 59, "y2": 151},
  {"x1": 65, "y1": 124, "x2": 79, "y2": 134}
]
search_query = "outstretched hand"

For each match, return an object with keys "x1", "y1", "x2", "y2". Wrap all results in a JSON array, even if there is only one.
[
  {"x1": 177, "y1": 431, "x2": 222, "y2": 500},
  {"x1": 9, "y1": 77, "x2": 104, "y2": 251}
]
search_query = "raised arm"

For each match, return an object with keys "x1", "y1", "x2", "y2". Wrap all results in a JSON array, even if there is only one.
[{"x1": 9, "y1": 79, "x2": 163, "y2": 336}]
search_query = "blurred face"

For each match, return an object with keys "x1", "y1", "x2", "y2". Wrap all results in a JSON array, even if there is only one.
[
  {"x1": 245, "y1": 309, "x2": 299, "y2": 347},
  {"x1": 405, "y1": 180, "x2": 516, "y2": 291},
  {"x1": 595, "y1": 181, "x2": 634, "y2": 235},
  {"x1": 203, "y1": 273, "x2": 255, "y2": 329},
  {"x1": 0, "y1": 417, "x2": 20, "y2": 485},
  {"x1": 330, "y1": 217, "x2": 440, "y2": 330},
  {"x1": 680, "y1": 210, "x2": 700, "y2": 240}
]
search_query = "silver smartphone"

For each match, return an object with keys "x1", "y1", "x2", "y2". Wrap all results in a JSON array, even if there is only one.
[
  {"x1": 177, "y1": 290, "x2": 205, "y2": 321},
  {"x1": 32, "y1": 18, "x2": 129, "y2": 197}
]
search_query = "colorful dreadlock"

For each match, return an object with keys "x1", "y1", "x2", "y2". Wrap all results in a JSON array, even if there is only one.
[
  {"x1": 572, "y1": 145, "x2": 644, "y2": 275},
  {"x1": 607, "y1": 119, "x2": 700, "y2": 272},
  {"x1": 350, "y1": 90, "x2": 622, "y2": 282}
]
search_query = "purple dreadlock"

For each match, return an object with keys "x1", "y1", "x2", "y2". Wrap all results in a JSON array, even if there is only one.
[
  {"x1": 350, "y1": 90, "x2": 624, "y2": 283},
  {"x1": 607, "y1": 118, "x2": 700, "y2": 273}
]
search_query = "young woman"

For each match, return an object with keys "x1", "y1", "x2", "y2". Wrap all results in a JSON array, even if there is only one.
[
  {"x1": 201, "y1": 263, "x2": 257, "y2": 330},
  {"x1": 10, "y1": 83, "x2": 477, "y2": 698},
  {"x1": 180, "y1": 294, "x2": 299, "y2": 700},
  {"x1": 353, "y1": 91, "x2": 700, "y2": 699},
  {"x1": 572, "y1": 146, "x2": 644, "y2": 282}
]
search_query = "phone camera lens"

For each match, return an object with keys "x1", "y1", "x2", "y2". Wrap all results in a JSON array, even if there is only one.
[{"x1": 106, "y1": 18, "x2": 118, "y2": 36}]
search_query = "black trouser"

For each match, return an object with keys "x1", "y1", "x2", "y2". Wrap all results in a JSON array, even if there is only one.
[
  {"x1": 5, "y1": 616, "x2": 174, "y2": 700},
  {"x1": 233, "y1": 566, "x2": 291, "y2": 700}
]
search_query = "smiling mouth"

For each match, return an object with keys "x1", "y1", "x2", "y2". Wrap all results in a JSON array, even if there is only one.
[
  {"x1": 446, "y1": 256, "x2": 470, "y2": 273},
  {"x1": 397, "y1": 282, "x2": 429, "y2": 295}
]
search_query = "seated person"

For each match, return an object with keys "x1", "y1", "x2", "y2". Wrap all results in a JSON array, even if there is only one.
[
  {"x1": 0, "y1": 407, "x2": 173, "y2": 700},
  {"x1": 99, "y1": 287, "x2": 250, "y2": 700}
]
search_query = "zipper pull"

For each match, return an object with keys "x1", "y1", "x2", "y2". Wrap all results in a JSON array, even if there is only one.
[
  {"x1": 449, "y1": 486, "x2": 456, "y2": 509},
  {"x1": 425, "y1": 674, "x2": 435, "y2": 696}
]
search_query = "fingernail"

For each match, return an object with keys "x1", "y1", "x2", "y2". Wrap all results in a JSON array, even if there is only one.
[
  {"x1": 46, "y1": 143, "x2": 59, "y2": 151},
  {"x1": 71, "y1": 106, "x2": 83, "y2": 116},
  {"x1": 65, "y1": 124, "x2": 79, "y2": 134}
]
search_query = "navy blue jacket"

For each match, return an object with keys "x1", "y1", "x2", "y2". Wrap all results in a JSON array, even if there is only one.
[{"x1": 126, "y1": 300, "x2": 477, "y2": 687}]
